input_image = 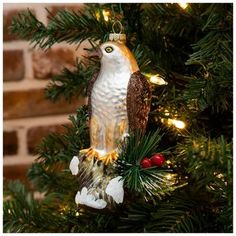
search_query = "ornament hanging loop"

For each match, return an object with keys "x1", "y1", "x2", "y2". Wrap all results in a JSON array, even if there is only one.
[
  {"x1": 112, "y1": 20, "x2": 123, "y2": 34},
  {"x1": 109, "y1": 20, "x2": 126, "y2": 43}
]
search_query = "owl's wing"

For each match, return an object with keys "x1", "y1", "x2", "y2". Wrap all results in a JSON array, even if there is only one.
[
  {"x1": 127, "y1": 71, "x2": 151, "y2": 132},
  {"x1": 87, "y1": 72, "x2": 98, "y2": 119}
]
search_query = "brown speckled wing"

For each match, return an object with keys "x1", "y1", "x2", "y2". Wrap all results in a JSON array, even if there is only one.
[
  {"x1": 127, "y1": 71, "x2": 151, "y2": 132},
  {"x1": 87, "y1": 72, "x2": 98, "y2": 119}
]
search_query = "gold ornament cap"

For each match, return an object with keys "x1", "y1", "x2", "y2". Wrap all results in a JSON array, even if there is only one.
[
  {"x1": 109, "y1": 21, "x2": 126, "y2": 43},
  {"x1": 109, "y1": 33, "x2": 126, "y2": 43}
]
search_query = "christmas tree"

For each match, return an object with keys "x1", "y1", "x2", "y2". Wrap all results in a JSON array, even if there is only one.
[{"x1": 3, "y1": 3, "x2": 233, "y2": 233}]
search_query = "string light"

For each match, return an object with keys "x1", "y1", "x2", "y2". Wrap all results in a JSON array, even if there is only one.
[
  {"x1": 161, "y1": 110, "x2": 170, "y2": 125},
  {"x1": 215, "y1": 173, "x2": 224, "y2": 180},
  {"x1": 166, "y1": 160, "x2": 172, "y2": 168},
  {"x1": 178, "y1": 2, "x2": 189, "y2": 9},
  {"x1": 161, "y1": 114, "x2": 186, "y2": 129},
  {"x1": 170, "y1": 119, "x2": 186, "y2": 129},
  {"x1": 150, "y1": 74, "x2": 168, "y2": 85},
  {"x1": 96, "y1": 9, "x2": 110, "y2": 22},
  {"x1": 165, "y1": 174, "x2": 173, "y2": 180},
  {"x1": 161, "y1": 109, "x2": 186, "y2": 129},
  {"x1": 102, "y1": 10, "x2": 110, "y2": 22},
  {"x1": 143, "y1": 73, "x2": 168, "y2": 85},
  {"x1": 164, "y1": 109, "x2": 170, "y2": 116}
]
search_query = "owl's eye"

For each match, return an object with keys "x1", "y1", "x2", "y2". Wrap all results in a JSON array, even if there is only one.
[{"x1": 105, "y1": 46, "x2": 113, "y2": 53}]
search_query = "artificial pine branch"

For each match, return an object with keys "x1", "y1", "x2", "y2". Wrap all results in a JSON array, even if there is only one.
[
  {"x1": 45, "y1": 59, "x2": 99, "y2": 102},
  {"x1": 118, "y1": 185, "x2": 230, "y2": 233},
  {"x1": 27, "y1": 106, "x2": 89, "y2": 193},
  {"x1": 10, "y1": 6, "x2": 112, "y2": 49},
  {"x1": 10, "y1": 10, "x2": 49, "y2": 48},
  {"x1": 3, "y1": 181, "x2": 65, "y2": 232},
  {"x1": 185, "y1": 4, "x2": 232, "y2": 113},
  {"x1": 175, "y1": 134, "x2": 233, "y2": 223}
]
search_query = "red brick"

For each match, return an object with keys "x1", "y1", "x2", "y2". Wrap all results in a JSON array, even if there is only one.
[
  {"x1": 33, "y1": 48, "x2": 76, "y2": 80},
  {"x1": 27, "y1": 123, "x2": 70, "y2": 154},
  {"x1": 3, "y1": 89, "x2": 86, "y2": 120},
  {"x1": 3, "y1": 131, "x2": 18, "y2": 155},
  {"x1": 3, "y1": 50, "x2": 25, "y2": 81},
  {"x1": 4, "y1": 164, "x2": 31, "y2": 186}
]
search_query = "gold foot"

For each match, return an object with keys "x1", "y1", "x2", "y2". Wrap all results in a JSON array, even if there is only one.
[
  {"x1": 99, "y1": 150, "x2": 118, "y2": 165},
  {"x1": 80, "y1": 147, "x2": 100, "y2": 160}
]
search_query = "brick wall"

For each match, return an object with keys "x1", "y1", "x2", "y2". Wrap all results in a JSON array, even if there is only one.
[{"x1": 3, "y1": 3, "x2": 89, "y2": 182}]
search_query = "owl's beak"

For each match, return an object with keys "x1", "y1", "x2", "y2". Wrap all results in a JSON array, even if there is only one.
[{"x1": 89, "y1": 48, "x2": 102, "y2": 59}]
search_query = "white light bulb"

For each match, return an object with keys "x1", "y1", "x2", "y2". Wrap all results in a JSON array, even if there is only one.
[
  {"x1": 165, "y1": 174, "x2": 173, "y2": 180},
  {"x1": 178, "y1": 2, "x2": 188, "y2": 9},
  {"x1": 171, "y1": 119, "x2": 186, "y2": 129},
  {"x1": 150, "y1": 75, "x2": 168, "y2": 85},
  {"x1": 102, "y1": 10, "x2": 110, "y2": 22}
]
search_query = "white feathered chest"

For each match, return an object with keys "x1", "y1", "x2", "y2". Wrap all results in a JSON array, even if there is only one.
[
  {"x1": 91, "y1": 68, "x2": 130, "y2": 120},
  {"x1": 90, "y1": 60, "x2": 133, "y2": 156}
]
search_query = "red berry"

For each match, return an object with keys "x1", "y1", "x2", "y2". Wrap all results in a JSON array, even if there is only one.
[
  {"x1": 150, "y1": 153, "x2": 165, "y2": 167},
  {"x1": 140, "y1": 157, "x2": 152, "y2": 168}
]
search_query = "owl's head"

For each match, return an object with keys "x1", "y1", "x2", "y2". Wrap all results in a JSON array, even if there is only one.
[{"x1": 99, "y1": 42, "x2": 139, "y2": 73}]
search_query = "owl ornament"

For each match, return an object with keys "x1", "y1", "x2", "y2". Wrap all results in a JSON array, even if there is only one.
[{"x1": 69, "y1": 23, "x2": 151, "y2": 210}]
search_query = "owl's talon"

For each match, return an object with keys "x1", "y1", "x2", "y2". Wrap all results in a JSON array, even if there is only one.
[
  {"x1": 99, "y1": 150, "x2": 118, "y2": 165},
  {"x1": 80, "y1": 148, "x2": 100, "y2": 160}
]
